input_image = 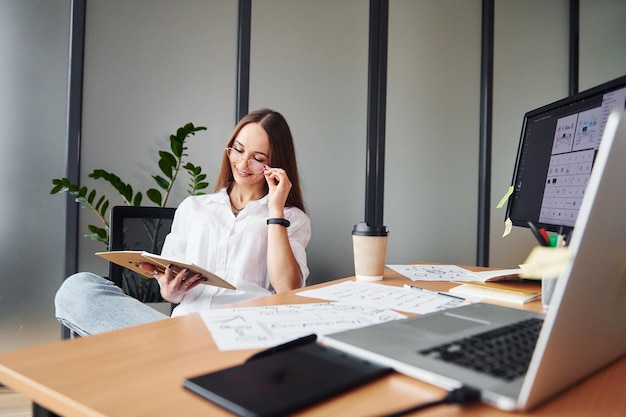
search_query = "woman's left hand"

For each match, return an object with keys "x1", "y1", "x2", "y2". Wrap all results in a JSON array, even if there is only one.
[
  {"x1": 138, "y1": 263, "x2": 205, "y2": 303},
  {"x1": 264, "y1": 165, "x2": 291, "y2": 213}
]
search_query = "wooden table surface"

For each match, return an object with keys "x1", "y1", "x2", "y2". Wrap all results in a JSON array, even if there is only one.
[{"x1": 0, "y1": 268, "x2": 624, "y2": 416}]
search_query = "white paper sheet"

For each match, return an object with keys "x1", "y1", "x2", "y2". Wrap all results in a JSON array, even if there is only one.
[
  {"x1": 199, "y1": 302, "x2": 406, "y2": 351},
  {"x1": 297, "y1": 281, "x2": 470, "y2": 314},
  {"x1": 386, "y1": 264, "x2": 476, "y2": 281}
]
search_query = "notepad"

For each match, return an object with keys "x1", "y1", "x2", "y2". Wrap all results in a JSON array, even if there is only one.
[
  {"x1": 449, "y1": 283, "x2": 541, "y2": 304},
  {"x1": 465, "y1": 268, "x2": 522, "y2": 282}
]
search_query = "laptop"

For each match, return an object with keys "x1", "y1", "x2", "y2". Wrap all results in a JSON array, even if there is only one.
[{"x1": 322, "y1": 108, "x2": 626, "y2": 411}]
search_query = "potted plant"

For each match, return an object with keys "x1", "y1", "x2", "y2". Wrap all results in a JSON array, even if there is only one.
[{"x1": 51, "y1": 122, "x2": 209, "y2": 302}]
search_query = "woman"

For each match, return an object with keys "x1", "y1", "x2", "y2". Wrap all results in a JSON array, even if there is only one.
[{"x1": 55, "y1": 108, "x2": 311, "y2": 336}]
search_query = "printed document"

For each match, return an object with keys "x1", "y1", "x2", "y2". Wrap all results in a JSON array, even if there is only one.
[
  {"x1": 199, "y1": 302, "x2": 406, "y2": 351},
  {"x1": 297, "y1": 281, "x2": 470, "y2": 315}
]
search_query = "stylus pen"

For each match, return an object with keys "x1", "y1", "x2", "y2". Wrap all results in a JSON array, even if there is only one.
[
  {"x1": 527, "y1": 221, "x2": 549, "y2": 246},
  {"x1": 246, "y1": 334, "x2": 318, "y2": 362},
  {"x1": 403, "y1": 284, "x2": 466, "y2": 301}
]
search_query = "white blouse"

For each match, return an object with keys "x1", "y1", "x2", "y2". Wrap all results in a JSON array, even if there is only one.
[{"x1": 161, "y1": 188, "x2": 311, "y2": 317}]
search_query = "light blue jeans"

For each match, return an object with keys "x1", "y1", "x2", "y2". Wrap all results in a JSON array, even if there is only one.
[{"x1": 55, "y1": 272, "x2": 169, "y2": 336}]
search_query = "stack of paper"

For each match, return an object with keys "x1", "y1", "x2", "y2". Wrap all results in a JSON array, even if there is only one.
[{"x1": 449, "y1": 283, "x2": 541, "y2": 304}]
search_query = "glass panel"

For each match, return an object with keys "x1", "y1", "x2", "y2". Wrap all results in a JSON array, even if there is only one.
[{"x1": 0, "y1": 0, "x2": 70, "y2": 353}]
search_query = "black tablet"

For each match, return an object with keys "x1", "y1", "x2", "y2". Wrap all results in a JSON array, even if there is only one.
[{"x1": 183, "y1": 342, "x2": 392, "y2": 417}]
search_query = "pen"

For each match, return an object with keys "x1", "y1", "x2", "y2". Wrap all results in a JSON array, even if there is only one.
[
  {"x1": 403, "y1": 284, "x2": 466, "y2": 301},
  {"x1": 246, "y1": 333, "x2": 318, "y2": 362},
  {"x1": 527, "y1": 221, "x2": 549, "y2": 246}
]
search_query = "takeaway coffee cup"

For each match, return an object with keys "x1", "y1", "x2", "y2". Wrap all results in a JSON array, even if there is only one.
[{"x1": 352, "y1": 222, "x2": 389, "y2": 281}]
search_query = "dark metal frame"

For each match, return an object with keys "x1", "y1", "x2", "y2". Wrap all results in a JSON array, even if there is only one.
[
  {"x1": 62, "y1": 0, "x2": 85, "y2": 337},
  {"x1": 477, "y1": 0, "x2": 494, "y2": 266},
  {"x1": 236, "y1": 0, "x2": 251, "y2": 122},
  {"x1": 41, "y1": 1, "x2": 85, "y2": 413},
  {"x1": 569, "y1": 0, "x2": 579, "y2": 95},
  {"x1": 364, "y1": 0, "x2": 389, "y2": 228}
]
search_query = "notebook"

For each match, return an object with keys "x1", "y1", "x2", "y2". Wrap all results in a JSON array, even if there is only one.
[{"x1": 322, "y1": 108, "x2": 626, "y2": 411}]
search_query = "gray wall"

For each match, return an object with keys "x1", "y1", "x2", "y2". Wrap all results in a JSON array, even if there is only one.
[
  {"x1": 386, "y1": 0, "x2": 482, "y2": 266},
  {"x1": 2, "y1": 0, "x2": 625, "y2": 352}
]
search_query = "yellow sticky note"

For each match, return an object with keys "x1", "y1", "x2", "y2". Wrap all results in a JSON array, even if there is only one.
[
  {"x1": 502, "y1": 218, "x2": 513, "y2": 237},
  {"x1": 519, "y1": 246, "x2": 571, "y2": 279},
  {"x1": 496, "y1": 186, "x2": 514, "y2": 209}
]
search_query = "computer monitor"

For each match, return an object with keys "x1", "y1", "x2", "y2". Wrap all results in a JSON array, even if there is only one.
[{"x1": 505, "y1": 75, "x2": 626, "y2": 234}]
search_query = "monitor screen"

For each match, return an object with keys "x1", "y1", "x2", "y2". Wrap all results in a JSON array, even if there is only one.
[{"x1": 505, "y1": 75, "x2": 626, "y2": 233}]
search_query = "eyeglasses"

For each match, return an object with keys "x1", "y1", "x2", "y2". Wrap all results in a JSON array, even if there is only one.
[{"x1": 225, "y1": 147, "x2": 266, "y2": 173}]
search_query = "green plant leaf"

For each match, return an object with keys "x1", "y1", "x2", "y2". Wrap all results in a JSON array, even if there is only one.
[
  {"x1": 186, "y1": 124, "x2": 207, "y2": 136},
  {"x1": 133, "y1": 193, "x2": 143, "y2": 206},
  {"x1": 153, "y1": 175, "x2": 169, "y2": 190},
  {"x1": 159, "y1": 151, "x2": 177, "y2": 167},
  {"x1": 89, "y1": 169, "x2": 106, "y2": 180},
  {"x1": 158, "y1": 158, "x2": 174, "y2": 179},
  {"x1": 146, "y1": 188, "x2": 162, "y2": 206},
  {"x1": 121, "y1": 184, "x2": 131, "y2": 202},
  {"x1": 176, "y1": 125, "x2": 188, "y2": 139},
  {"x1": 88, "y1": 224, "x2": 107, "y2": 237},
  {"x1": 50, "y1": 178, "x2": 69, "y2": 194},
  {"x1": 95, "y1": 195, "x2": 106, "y2": 210},
  {"x1": 85, "y1": 225, "x2": 108, "y2": 245},
  {"x1": 100, "y1": 200, "x2": 109, "y2": 217},
  {"x1": 170, "y1": 135, "x2": 183, "y2": 157}
]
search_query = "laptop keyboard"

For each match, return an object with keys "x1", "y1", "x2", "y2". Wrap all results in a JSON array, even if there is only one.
[{"x1": 419, "y1": 317, "x2": 543, "y2": 381}]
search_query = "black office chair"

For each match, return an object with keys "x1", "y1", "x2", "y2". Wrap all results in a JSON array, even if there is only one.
[{"x1": 108, "y1": 205, "x2": 176, "y2": 304}]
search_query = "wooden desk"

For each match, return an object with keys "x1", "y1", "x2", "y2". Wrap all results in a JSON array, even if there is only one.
[{"x1": 0, "y1": 269, "x2": 624, "y2": 416}]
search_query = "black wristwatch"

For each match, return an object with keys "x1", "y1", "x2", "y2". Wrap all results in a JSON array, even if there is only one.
[{"x1": 267, "y1": 218, "x2": 290, "y2": 227}]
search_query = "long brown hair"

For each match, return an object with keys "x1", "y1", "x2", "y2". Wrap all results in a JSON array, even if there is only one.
[{"x1": 215, "y1": 108, "x2": 306, "y2": 212}]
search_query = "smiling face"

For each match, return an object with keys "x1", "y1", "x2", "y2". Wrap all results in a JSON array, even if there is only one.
[{"x1": 228, "y1": 122, "x2": 270, "y2": 190}]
